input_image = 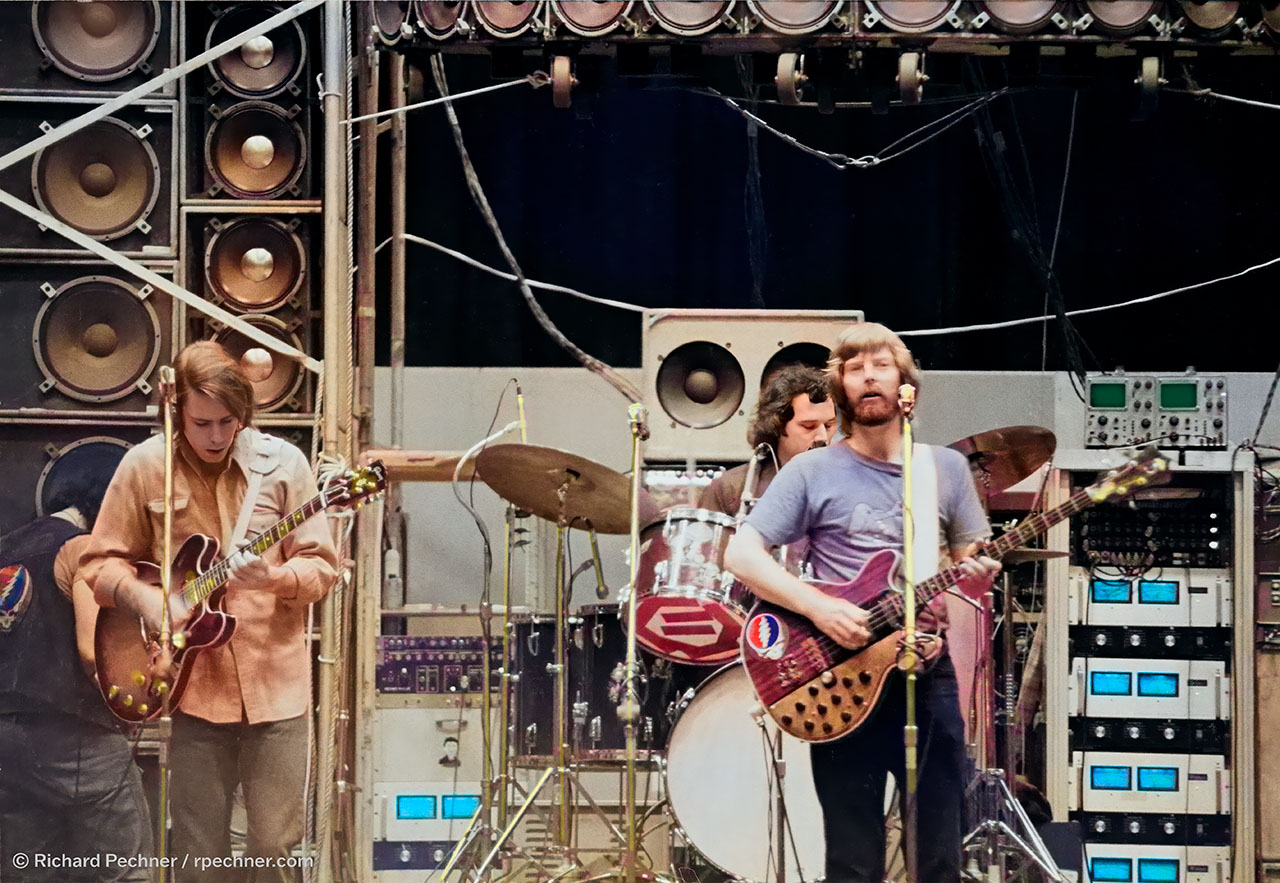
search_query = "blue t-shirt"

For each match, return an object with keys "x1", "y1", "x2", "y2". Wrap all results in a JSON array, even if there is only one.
[{"x1": 746, "y1": 443, "x2": 991, "y2": 585}]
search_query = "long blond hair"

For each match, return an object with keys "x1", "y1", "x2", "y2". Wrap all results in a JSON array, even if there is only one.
[
  {"x1": 825, "y1": 322, "x2": 920, "y2": 433},
  {"x1": 174, "y1": 341, "x2": 255, "y2": 427}
]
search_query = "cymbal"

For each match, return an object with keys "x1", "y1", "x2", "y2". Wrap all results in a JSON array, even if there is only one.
[
  {"x1": 1002, "y1": 548, "x2": 1068, "y2": 565},
  {"x1": 948, "y1": 425, "x2": 1056, "y2": 502},
  {"x1": 475, "y1": 443, "x2": 659, "y2": 534}
]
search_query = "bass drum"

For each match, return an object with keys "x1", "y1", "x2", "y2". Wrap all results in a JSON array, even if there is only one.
[{"x1": 665, "y1": 666, "x2": 825, "y2": 882}]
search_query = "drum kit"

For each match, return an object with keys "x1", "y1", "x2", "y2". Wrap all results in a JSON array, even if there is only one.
[{"x1": 447, "y1": 424, "x2": 1061, "y2": 882}]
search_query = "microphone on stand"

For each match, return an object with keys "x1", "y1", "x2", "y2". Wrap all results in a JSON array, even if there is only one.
[
  {"x1": 898, "y1": 383, "x2": 917, "y2": 421},
  {"x1": 737, "y1": 442, "x2": 772, "y2": 524}
]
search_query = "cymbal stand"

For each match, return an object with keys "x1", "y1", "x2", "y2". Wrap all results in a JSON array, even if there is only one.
[{"x1": 959, "y1": 572, "x2": 1062, "y2": 883}]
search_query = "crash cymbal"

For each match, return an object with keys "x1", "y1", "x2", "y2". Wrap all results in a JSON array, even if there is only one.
[
  {"x1": 1002, "y1": 548, "x2": 1068, "y2": 565},
  {"x1": 948, "y1": 425, "x2": 1056, "y2": 502},
  {"x1": 475, "y1": 443, "x2": 659, "y2": 534}
]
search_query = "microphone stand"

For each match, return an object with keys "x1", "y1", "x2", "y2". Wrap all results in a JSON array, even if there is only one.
[
  {"x1": 621, "y1": 402, "x2": 648, "y2": 883},
  {"x1": 155, "y1": 365, "x2": 178, "y2": 866},
  {"x1": 897, "y1": 384, "x2": 920, "y2": 883}
]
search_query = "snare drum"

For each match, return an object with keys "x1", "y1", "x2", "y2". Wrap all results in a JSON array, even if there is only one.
[
  {"x1": 624, "y1": 507, "x2": 751, "y2": 665},
  {"x1": 570, "y1": 604, "x2": 702, "y2": 763},
  {"x1": 665, "y1": 665, "x2": 826, "y2": 882}
]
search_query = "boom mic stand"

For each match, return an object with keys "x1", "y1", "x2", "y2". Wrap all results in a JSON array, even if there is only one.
[{"x1": 898, "y1": 384, "x2": 921, "y2": 883}]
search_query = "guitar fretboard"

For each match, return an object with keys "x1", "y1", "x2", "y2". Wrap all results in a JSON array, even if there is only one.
[
  {"x1": 181, "y1": 493, "x2": 327, "y2": 606},
  {"x1": 871, "y1": 486, "x2": 1095, "y2": 628}
]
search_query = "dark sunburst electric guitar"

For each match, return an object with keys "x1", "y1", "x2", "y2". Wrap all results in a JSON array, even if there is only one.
[
  {"x1": 94, "y1": 462, "x2": 386, "y2": 723},
  {"x1": 740, "y1": 447, "x2": 1168, "y2": 744}
]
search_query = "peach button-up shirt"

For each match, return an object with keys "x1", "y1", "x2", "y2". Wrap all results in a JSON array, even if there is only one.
[{"x1": 80, "y1": 427, "x2": 338, "y2": 724}]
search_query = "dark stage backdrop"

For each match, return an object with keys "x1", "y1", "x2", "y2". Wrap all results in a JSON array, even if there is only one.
[{"x1": 375, "y1": 52, "x2": 1280, "y2": 375}]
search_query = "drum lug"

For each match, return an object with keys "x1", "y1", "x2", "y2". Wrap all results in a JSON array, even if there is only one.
[
  {"x1": 589, "y1": 716, "x2": 603, "y2": 743},
  {"x1": 592, "y1": 622, "x2": 604, "y2": 648},
  {"x1": 527, "y1": 631, "x2": 540, "y2": 656}
]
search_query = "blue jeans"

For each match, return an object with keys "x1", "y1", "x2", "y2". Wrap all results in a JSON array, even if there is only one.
[
  {"x1": 0, "y1": 712, "x2": 152, "y2": 882},
  {"x1": 809, "y1": 653, "x2": 968, "y2": 882}
]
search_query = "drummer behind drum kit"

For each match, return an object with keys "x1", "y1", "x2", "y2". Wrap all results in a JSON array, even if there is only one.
[{"x1": 461, "y1": 425, "x2": 1067, "y2": 882}]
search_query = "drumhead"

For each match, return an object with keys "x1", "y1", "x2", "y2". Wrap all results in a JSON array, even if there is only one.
[
  {"x1": 665, "y1": 666, "x2": 825, "y2": 882},
  {"x1": 662, "y1": 506, "x2": 738, "y2": 530}
]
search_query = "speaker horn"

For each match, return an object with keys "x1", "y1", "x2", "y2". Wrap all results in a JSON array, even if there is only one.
[
  {"x1": 552, "y1": 1, "x2": 633, "y2": 36},
  {"x1": 35, "y1": 435, "x2": 131, "y2": 517},
  {"x1": 413, "y1": 0, "x2": 464, "y2": 38},
  {"x1": 32, "y1": 275, "x2": 162, "y2": 403},
  {"x1": 206, "y1": 3, "x2": 306, "y2": 99},
  {"x1": 474, "y1": 1, "x2": 541, "y2": 37},
  {"x1": 654, "y1": 341, "x2": 745, "y2": 430},
  {"x1": 862, "y1": 1, "x2": 960, "y2": 33},
  {"x1": 645, "y1": 1, "x2": 733, "y2": 36},
  {"x1": 31, "y1": 116, "x2": 160, "y2": 241},
  {"x1": 747, "y1": 0, "x2": 841, "y2": 34},
  {"x1": 205, "y1": 217, "x2": 306, "y2": 313},
  {"x1": 33, "y1": 0, "x2": 161, "y2": 82},
  {"x1": 213, "y1": 314, "x2": 305, "y2": 412},
  {"x1": 205, "y1": 101, "x2": 306, "y2": 199}
]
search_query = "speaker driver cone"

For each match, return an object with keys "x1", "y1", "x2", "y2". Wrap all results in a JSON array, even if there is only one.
[
  {"x1": 32, "y1": 117, "x2": 160, "y2": 241},
  {"x1": 978, "y1": 1, "x2": 1063, "y2": 33},
  {"x1": 474, "y1": 1, "x2": 541, "y2": 36},
  {"x1": 552, "y1": 1, "x2": 633, "y2": 36},
  {"x1": 747, "y1": 0, "x2": 840, "y2": 34},
  {"x1": 645, "y1": 1, "x2": 733, "y2": 35},
  {"x1": 373, "y1": 1, "x2": 411, "y2": 42},
  {"x1": 413, "y1": 0, "x2": 463, "y2": 37},
  {"x1": 1083, "y1": 1, "x2": 1161, "y2": 35},
  {"x1": 33, "y1": 0, "x2": 160, "y2": 82},
  {"x1": 213, "y1": 314, "x2": 304, "y2": 412},
  {"x1": 863, "y1": 0, "x2": 959, "y2": 32},
  {"x1": 206, "y1": 218, "x2": 305, "y2": 312},
  {"x1": 206, "y1": 101, "x2": 306, "y2": 199},
  {"x1": 655, "y1": 341, "x2": 745, "y2": 430},
  {"x1": 36, "y1": 436, "x2": 132, "y2": 518},
  {"x1": 33, "y1": 276, "x2": 161, "y2": 402},
  {"x1": 206, "y1": 4, "x2": 306, "y2": 99}
]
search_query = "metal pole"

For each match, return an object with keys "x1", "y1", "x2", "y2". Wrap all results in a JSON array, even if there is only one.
[
  {"x1": 317, "y1": 2, "x2": 352, "y2": 880},
  {"x1": 355, "y1": 5, "x2": 380, "y2": 449},
  {"x1": 389, "y1": 54, "x2": 407, "y2": 450}
]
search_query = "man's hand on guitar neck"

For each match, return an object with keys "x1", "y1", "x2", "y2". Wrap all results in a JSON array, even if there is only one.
[
  {"x1": 225, "y1": 547, "x2": 297, "y2": 598},
  {"x1": 952, "y1": 545, "x2": 1002, "y2": 599}
]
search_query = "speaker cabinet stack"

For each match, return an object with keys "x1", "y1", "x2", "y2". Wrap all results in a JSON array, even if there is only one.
[
  {"x1": 640, "y1": 309, "x2": 863, "y2": 461},
  {"x1": 180, "y1": 2, "x2": 322, "y2": 436},
  {"x1": 0, "y1": 2, "x2": 180, "y2": 535}
]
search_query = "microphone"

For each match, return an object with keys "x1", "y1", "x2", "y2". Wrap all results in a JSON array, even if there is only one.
[
  {"x1": 515, "y1": 381, "x2": 528, "y2": 443},
  {"x1": 898, "y1": 383, "x2": 917, "y2": 420},
  {"x1": 738, "y1": 443, "x2": 772, "y2": 523}
]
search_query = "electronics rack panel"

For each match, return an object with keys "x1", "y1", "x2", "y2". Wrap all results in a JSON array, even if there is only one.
[{"x1": 1043, "y1": 450, "x2": 1253, "y2": 883}]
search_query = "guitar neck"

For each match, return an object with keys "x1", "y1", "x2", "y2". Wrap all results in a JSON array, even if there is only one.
[
  {"x1": 909, "y1": 486, "x2": 1094, "y2": 613},
  {"x1": 182, "y1": 493, "x2": 327, "y2": 605}
]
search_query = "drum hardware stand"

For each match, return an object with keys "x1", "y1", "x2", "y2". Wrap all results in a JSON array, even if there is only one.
[
  {"x1": 958, "y1": 575, "x2": 1062, "y2": 882},
  {"x1": 898, "y1": 383, "x2": 922, "y2": 883}
]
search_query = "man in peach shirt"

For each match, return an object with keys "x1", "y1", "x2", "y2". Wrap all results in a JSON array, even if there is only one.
[{"x1": 81, "y1": 342, "x2": 337, "y2": 882}]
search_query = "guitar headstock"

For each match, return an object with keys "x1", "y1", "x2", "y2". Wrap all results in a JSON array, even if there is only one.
[
  {"x1": 326, "y1": 461, "x2": 388, "y2": 510},
  {"x1": 1085, "y1": 446, "x2": 1171, "y2": 504}
]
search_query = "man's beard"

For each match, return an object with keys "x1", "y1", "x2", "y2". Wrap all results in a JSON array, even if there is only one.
[{"x1": 850, "y1": 394, "x2": 898, "y2": 426}]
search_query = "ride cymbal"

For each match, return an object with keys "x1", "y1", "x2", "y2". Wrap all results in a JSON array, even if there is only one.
[
  {"x1": 475, "y1": 444, "x2": 659, "y2": 534},
  {"x1": 948, "y1": 425, "x2": 1056, "y2": 504}
]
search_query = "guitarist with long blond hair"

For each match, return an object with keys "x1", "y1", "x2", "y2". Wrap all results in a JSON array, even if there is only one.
[
  {"x1": 80, "y1": 340, "x2": 337, "y2": 882},
  {"x1": 725, "y1": 322, "x2": 1002, "y2": 883}
]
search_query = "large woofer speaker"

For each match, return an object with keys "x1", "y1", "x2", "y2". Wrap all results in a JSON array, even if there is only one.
[
  {"x1": 747, "y1": 0, "x2": 841, "y2": 34},
  {"x1": 974, "y1": 1, "x2": 1066, "y2": 34},
  {"x1": 861, "y1": 1, "x2": 960, "y2": 32},
  {"x1": 473, "y1": 1, "x2": 542, "y2": 37},
  {"x1": 33, "y1": 0, "x2": 161, "y2": 82},
  {"x1": 32, "y1": 276, "x2": 162, "y2": 402},
  {"x1": 1177, "y1": 0, "x2": 1241, "y2": 35},
  {"x1": 0, "y1": 425, "x2": 153, "y2": 535},
  {"x1": 31, "y1": 117, "x2": 160, "y2": 241},
  {"x1": 35, "y1": 435, "x2": 130, "y2": 517},
  {"x1": 1082, "y1": 1, "x2": 1162, "y2": 35},
  {"x1": 642, "y1": 309, "x2": 863, "y2": 461},
  {"x1": 645, "y1": 1, "x2": 733, "y2": 36},
  {"x1": 206, "y1": 4, "x2": 306, "y2": 99},
  {"x1": 373, "y1": 1, "x2": 412, "y2": 43},
  {"x1": 213, "y1": 314, "x2": 305, "y2": 412},
  {"x1": 552, "y1": 1, "x2": 634, "y2": 36},
  {"x1": 413, "y1": 0, "x2": 464, "y2": 38},
  {"x1": 205, "y1": 101, "x2": 306, "y2": 199},
  {"x1": 205, "y1": 217, "x2": 306, "y2": 313}
]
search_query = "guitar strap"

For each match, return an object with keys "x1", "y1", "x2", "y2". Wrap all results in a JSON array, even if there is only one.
[{"x1": 228, "y1": 429, "x2": 283, "y2": 552}]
